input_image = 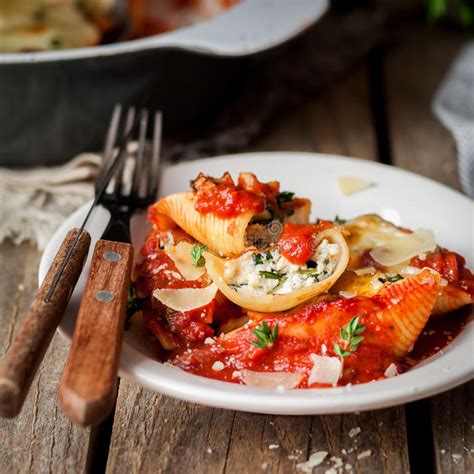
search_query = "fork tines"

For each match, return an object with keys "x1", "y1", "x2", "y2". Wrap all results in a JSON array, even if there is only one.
[{"x1": 99, "y1": 104, "x2": 162, "y2": 211}]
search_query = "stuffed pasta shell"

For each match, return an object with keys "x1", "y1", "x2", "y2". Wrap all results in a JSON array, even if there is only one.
[
  {"x1": 154, "y1": 172, "x2": 311, "y2": 257},
  {"x1": 204, "y1": 222, "x2": 349, "y2": 312},
  {"x1": 334, "y1": 215, "x2": 474, "y2": 315}
]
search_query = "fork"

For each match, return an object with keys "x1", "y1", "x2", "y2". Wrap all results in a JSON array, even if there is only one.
[{"x1": 59, "y1": 106, "x2": 162, "y2": 426}]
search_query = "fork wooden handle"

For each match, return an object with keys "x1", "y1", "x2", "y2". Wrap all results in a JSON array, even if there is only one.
[
  {"x1": 59, "y1": 239, "x2": 133, "y2": 426},
  {"x1": 0, "y1": 228, "x2": 91, "y2": 418}
]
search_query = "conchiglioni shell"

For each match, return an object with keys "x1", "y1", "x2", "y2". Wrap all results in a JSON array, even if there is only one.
[
  {"x1": 156, "y1": 193, "x2": 311, "y2": 257},
  {"x1": 155, "y1": 192, "x2": 255, "y2": 256},
  {"x1": 377, "y1": 269, "x2": 440, "y2": 357},
  {"x1": 432, "y1": 285, "x2": 474, "y2": 316},
  {"x1": 205, "y1": 228, "x2": 349, "y2": 312}
]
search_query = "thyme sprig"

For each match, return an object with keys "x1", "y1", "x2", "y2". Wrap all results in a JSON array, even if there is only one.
[
  {"x1": 333, "y1": 316, "x2": 365, "y2": 360},
  {"x1": 251, "y1": 321, "x2": 279, "y2": 348}
]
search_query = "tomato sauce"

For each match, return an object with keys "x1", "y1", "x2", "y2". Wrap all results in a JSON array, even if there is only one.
[
  {"x1": 192, "y1": 172, "x2": 281, "y2": 218},
  {"x1": 278, "y1": 221, "x2": 333, "y2": 265}
]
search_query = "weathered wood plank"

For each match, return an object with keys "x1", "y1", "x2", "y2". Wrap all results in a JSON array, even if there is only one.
[
  {"x1": 385, "y1": 21, "x2": 467, "y2": 189},
  {"x1": 107, "y1": 65, "x2": 409, "y2": 474},
  {"x1": 0, "y1": 241, "x2": 93, "y2": 473},
  {"x1": 250, "y1": 66, "x2": 378, "y2": 162},
  {"x1": 431, "y1": 381, "x2": 474, "y2": 474},
  {"x1": 106, "y1": 382, "x2": 234, "y2": 473},
  {"x1": 384, "y1": 21, "x2": 473, "y2": 473}
]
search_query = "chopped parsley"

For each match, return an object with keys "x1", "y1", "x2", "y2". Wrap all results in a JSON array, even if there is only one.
[
  {"x1": 191, "y1": 242, "x2": 207, "y2": 267},
  {"x1": 251, "y1": 321, "x2": 279, "y2": 348},
  {"x1": 378, "y1": 274, "x2": 403, "y2": 284},
  {"x1": 277, "y1": 191, "x2": 295, "y2": 205},
  {"x1": 297, "y1": 268, "x2": 328, "y2": 281},
  {"x1": 259, "y1": 270, "x2": 284, "y2": 281},
  {"x1": 252, "y1": 250, "x2": 273, "y2": 266},
  {"x1": 333, "y1": 316, "x2": 366, "y2": 359}
]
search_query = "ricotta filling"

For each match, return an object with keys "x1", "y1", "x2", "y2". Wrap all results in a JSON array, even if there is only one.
[{"x1": 223, "y1": 239, "x2": 340, "y2": 296}]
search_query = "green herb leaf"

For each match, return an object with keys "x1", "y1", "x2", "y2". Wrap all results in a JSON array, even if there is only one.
[
  {"x1": 333, "y1": 316, "x2": 366, "y2": 361},
  {"x1": 259, "y1": 270, "x2": 284, "y2": 281},
  {"x1": 277, "y1": 191, "x2": 295, "y2": 205},
  {"x1": 251, "y1": 321, "x2": 279, "y2": 348},
  {"x1": 191, "y1": 242, "x2": 207, "y2": 267},
  {"x1": 378, "y1": 274, "x2": 403, "y2": 284},
  {"x1": 253, "y1": 253, "x2": 265, "y2": 265}
]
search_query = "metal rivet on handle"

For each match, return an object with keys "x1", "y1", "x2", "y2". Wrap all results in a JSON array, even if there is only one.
[
  {"x1": 103, "y1": 251, "x2": 121, "y2": 262},
  {"x1": 95, "y1": 290, "x2": 114, "y2": 303}
]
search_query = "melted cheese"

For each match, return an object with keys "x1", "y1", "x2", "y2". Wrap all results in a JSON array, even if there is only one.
[
  {"x1": 165, "y1": 241, "x2": 206, "y2": 281},
  {"x1": 338, "y1": 177, "x2": 374, "y2": 196},
  {"x1": 153, "y1": 283, "x2": 217, "y2": 312}
]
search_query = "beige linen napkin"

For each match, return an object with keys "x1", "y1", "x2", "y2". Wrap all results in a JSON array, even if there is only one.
[{"x1": 0, "y1": 153, "x2": 101, "y2": 250}]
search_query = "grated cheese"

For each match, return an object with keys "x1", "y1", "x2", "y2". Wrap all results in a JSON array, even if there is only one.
[
  {"x1": 212, "y1": 361, "x2": 225, "y2": 371},
  {"x1": 384, "y1": 363, "x2": 398, "y2": 378},
  {"x1": 296, "y1": 451, "x2": 328, "y2": 473}
]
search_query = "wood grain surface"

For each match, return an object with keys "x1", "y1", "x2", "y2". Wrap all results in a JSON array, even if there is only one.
[
  {"x1": 0, "y1": 228, "x2": 91, "y2": 418},
  {"x1": 60, "y1": 240, "x2": 133, "y2": 426},
  {"x1": 0, "y1": 242, "x2": 93, "y2": 472},
  {"x1": 384, "y1": 21, "x2": 473, "y2": 473}
]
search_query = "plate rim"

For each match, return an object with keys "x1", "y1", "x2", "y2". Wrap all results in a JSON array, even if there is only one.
[{"x1": 39, "y1": 151, "x2": 474, "y2": 415}]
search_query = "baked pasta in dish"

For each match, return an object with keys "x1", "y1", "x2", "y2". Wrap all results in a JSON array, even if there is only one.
[
  {"x1": 0, "y1": 0, "x2": 240, "y2": 52},
  {"x1": 129, "y1": 171, "x2": 473, "y2": 389}
]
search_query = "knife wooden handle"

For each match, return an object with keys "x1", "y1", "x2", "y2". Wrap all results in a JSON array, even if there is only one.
[
  {"x1": 0, "y1": 228, "x2": 91, "y2": 418},
  {"x1": 59, "y1": 239, "x2": 133, "y2": 426}
]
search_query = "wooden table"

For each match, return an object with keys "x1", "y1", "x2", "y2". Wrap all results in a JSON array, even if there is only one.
[{"x1": 1, "y1": 20, "x2": 472, "y2": 474}]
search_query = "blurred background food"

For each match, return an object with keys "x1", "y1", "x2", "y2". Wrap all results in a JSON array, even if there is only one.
[{"x1": 0, "y1": 0, "x2": 240, "y2": 52}]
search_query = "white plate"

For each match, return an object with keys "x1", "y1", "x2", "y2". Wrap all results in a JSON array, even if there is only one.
[{"x1": 39, "y1": 152, "x2": 474, "y2": 415}]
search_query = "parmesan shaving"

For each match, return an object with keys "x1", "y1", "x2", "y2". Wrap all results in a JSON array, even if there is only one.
[
  {"x1": 400, "y1": 266, "x2": 423, "y2": 276},
  {"x1": 240, "y1": 370, "x2": 303, "y2": 389},
  {"x1": 338, "y1": 177, "x2": 374, "y2": 196},
  {"x1": 153, "y1": 283, "x2": 217, "y2": 312},
  {"x1": 165, "y1": 241, "x2": 206, "y2": 281},
  {"x1": 384, "y1": 363, "x2": 398, "y2": 378},
  {"x1": 369, "y1": 229, "x2": 436, "y2": 266},
  {"x1": 354, "y1": 266, "x2": 376, "y2": 276},
  {"x1": 339, "y1": 290, "x2": 357, "y2": 299},
  {"x1": 308, "y1": 354, "x2": 342, "y2": 385}
]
